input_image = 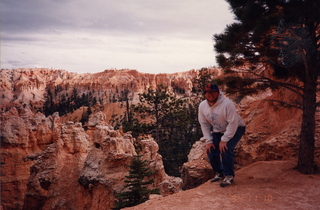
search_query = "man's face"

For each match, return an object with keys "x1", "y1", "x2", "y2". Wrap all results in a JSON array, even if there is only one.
[{"x1": 205, "y1": 90, "x2": 219, "y2": 104}]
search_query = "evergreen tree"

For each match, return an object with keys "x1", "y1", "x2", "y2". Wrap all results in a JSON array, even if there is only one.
[
  {"x1": 192, "y1": 67, "x2": 218, "y2": 96},
  {"x1": 214, "y1": 0, "x2": 320, "y2": 173},
  {"x1": 112, "y1": 142, "x2": 160, "y2": 210},
  {"x1": 122, "y1": 84, "x2": 200, "y2": 176},
  {"x1": 43, "y1": 88, "x2": 54, "y2": 116},
  {"x1": 157, "y1": 95, "x2": 191, "y2": 176},
  {"x1": 80, "y1": 106, "x2": 92, "y2": 129},
  {"x1": 135, "y1": 84, "x2": 171, "y2": 143},
  {"x1": 43, "y1": 85, "x2": 100, "y2": 117}
]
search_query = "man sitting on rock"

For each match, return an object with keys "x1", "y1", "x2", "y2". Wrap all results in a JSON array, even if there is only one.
[{"x1": 198, "y1": 84, "x2": 246, "y2": 187}]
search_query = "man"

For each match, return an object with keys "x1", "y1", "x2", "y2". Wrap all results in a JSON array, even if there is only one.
[{"x1": 198, "y1": 83, "x2": 245, "y2": 187}]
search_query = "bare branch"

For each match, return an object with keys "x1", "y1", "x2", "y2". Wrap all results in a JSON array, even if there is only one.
[
  {"x1": 264, "y1": 99, "x2": 302, "y2": 109},
  {"x1": 237, "y1": 67, "x2": 304, "y2": 98}
]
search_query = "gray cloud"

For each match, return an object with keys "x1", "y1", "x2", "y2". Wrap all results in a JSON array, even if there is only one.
[
  {"x1": 2, "y1": 0, "x2": 231, "y2": 34},
  {"x1": 1, "y1": 0, "x2": 234, "y2": 73}
]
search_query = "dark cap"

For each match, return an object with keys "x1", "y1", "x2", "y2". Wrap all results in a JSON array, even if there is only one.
[{"x1": 204, "y1": 83, "x2": 219, "y2": 92}]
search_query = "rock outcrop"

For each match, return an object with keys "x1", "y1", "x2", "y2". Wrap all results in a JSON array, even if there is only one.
[
  {"x1": 1, "y1": 68, "x2": 319, "y2": 210},
  {"x1": 0, "y1": 68, "x2": 216, "y2": 111},
  {"x1": 1, "y1": 105, "x2": 49, "y2": 209},
  {"x1": 181, "y1": 138, "x2": 214, "y2": 190},
  {"x1": 0, "y1": 68, "x2": 212, "y2": 209},
  {"x1": 1, "y1": 108, "x2": 182, "y2": 210}
]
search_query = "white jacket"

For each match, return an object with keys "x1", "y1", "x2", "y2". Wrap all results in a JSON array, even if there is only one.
[{"x1": 198, "y1": 92, "x2": 245, "y2": 144}]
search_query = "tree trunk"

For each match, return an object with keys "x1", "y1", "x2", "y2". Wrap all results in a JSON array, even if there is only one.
[
  {"x1": 298, "y1": 81, "x2": 316, "y2": 174},
  {"x1": 297, "y1": 2, "x2": 318, "y2": 173}
]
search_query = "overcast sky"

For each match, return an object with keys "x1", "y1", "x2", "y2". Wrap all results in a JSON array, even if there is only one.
[{"x1": 1, "y1": 0, "x2": 234, "y2": 74}]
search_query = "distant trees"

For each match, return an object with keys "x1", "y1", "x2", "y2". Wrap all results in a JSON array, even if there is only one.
[
  {"x1": 213, "y1": 0, "x2": 320, "y2": 173},
  {"x1": 42, "y1": 83, "x2": 136, "y2": 118},
  {"x1": 80, "y1": 106, "x2": 92, "y2": 129},
  {"x1": 43, "y1": 86, "x2": 97, "y2": 116},
  {"x1": 43, "y1": 88, "x2": 55, "y2": 116},
  {"x1": 192, "y1": 68, "x2": 217, "y2": 95}
]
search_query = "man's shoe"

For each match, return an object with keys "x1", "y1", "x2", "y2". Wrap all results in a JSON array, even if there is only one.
[
  {"x1": 210, "y1": 172, "x2": 224, "y2": 182},
  {"x1": 220, "y1": 175, "x2": 234, "y2": 187}
]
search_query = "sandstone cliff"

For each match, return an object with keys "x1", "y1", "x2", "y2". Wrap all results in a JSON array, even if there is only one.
[
  {"x1": 1, "y1": 68, "x2": 219, "y2": 111},
  {"x1": 1, "y1": 109, "x2": 182, "y2": 210},
  {"x1": 1, "y1": 68, "x2": 212, "y2": 209}
]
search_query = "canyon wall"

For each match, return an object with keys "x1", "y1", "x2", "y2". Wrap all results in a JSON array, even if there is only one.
[
  {"x1": 0, "y1": 68, "x2": 205, "y2": 210},
  {"x1": 1, "y1": 107, "x2": 182, "y2": 210},
  {"x1": 0, "y1": 68, "x2": 221, "y2": 110},
  {"x1": 1, "y1": 68, "x2": 319, "y2": 209}
]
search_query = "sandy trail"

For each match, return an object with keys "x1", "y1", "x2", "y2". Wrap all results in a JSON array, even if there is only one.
[{"x1": 124, "y1": 161, "x2": 320, "y2": 210}]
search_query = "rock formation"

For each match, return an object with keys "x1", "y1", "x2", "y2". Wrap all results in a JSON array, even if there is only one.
[
  {"x1": 1, "y1": 107, "x2": 182, "y2": 210},
  {"x1": 1, "y1": 68, "x2": 319, "y2": 210},
  {"x1": 180, "y1": 138, "x2": 215, "y2": 190},
  {"x1": 0, "y1": 67, "x2": 215, "y2": 209},
  {"x1": 0, "y1": 68, "x2": 214, "y2": 111}
]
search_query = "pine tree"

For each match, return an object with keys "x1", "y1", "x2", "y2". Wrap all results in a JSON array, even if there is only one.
[
  {"x1": 123, "y1": 84, "x2": 200, "y2": 176},
  {"x1": 112, "y1": 143, "x2": 160, "y2": 210},
  {"x1": 192, "y1": 67, "x2": 218, "y2": 96},
  {"x1": 214, "y1": 0, "x2": 320, "y2": 174}
]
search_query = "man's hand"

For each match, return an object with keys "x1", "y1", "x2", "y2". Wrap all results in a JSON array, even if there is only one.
[
  {"x1": 206, "y1": 143, "x2": 215, "y2": 154},
  {"x1": 219, "y1": 141, "x2": 228, "y2": 153}
]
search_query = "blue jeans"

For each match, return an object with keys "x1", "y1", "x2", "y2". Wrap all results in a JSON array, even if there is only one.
[{"x1": 207, "y1": 126, "x2": 245, "y2": 176}]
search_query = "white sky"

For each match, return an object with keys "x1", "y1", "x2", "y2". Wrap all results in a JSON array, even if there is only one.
[{"x1": 0, "y1": 0, "x2": 235, "y2": 74}]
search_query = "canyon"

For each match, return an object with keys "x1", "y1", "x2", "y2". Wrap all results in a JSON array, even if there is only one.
[{"x1": 0, "y1": 68, "x2": 319, "y2": 209}]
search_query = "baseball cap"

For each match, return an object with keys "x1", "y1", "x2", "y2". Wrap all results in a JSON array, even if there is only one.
[{"x1": 204, "y1": 83, "x2": 219, "y2": 92}]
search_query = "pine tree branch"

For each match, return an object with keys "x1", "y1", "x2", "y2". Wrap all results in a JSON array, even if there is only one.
[
  {"x1": 239, "y1": 67, "x2": 304, "y2": 98},
  {"x1": 264, "y1": 99, "x2": 302, "y2": 109}
]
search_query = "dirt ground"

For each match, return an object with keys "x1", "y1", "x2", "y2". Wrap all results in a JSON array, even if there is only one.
[{"x1": 124, "y1": 160, "x2": 320, "y2": 210}]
